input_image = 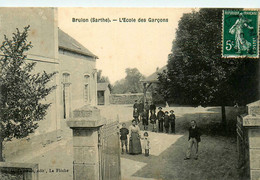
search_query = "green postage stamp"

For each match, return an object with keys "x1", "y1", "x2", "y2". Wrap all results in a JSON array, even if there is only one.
[{"x1": 222, "y1": 10, "x2": 259, "y2": 58}]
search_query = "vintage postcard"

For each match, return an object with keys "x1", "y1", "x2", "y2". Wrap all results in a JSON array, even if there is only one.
[{"x1": 0, "y1": 7, "x2": 260, "y2": 180}]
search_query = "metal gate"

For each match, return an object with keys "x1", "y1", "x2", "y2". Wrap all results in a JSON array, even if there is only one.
[{"x1": 98, "y1": 120, "x2": 121, "y2": 180}]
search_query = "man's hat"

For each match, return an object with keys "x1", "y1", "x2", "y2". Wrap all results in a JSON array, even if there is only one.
[
  {"x1": 158, "y1": 107, "x2": 162, "y2": 110},
  {"x1": 165, "y1": 111, "x2": 168, "y2": 114},
  {"x1": 170, "y1": 110, "x2": 174, "y2": 113}
]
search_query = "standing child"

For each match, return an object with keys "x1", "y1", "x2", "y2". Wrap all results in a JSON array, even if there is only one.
[
  {"x1": 150, "y1": 110, "x2": 157, "y2": 132},
  {"x1": 142, "y1": 132, "x2": 150, "y2": 157},
  {"x1": 144, "y1": 101, "x2": 150, "y2": 120},
  {"x1": 169, "y1": 110, "x2": 176, "y2": 134},
  {"x1": 164, "y1": 111, "x2": 170, "y2": 133},
  {"x1": 157, "y1": 107, "x2": 165, "y2": 132},
  {"x1": 120, "y1": 123, "x2": 129, "y2": 154},
  {"x1": 133, "y1": 108, "x2": 139, "y2": 123},
  {"x1": 142, "y1": 110, "x2": 149, "y2": 130}
]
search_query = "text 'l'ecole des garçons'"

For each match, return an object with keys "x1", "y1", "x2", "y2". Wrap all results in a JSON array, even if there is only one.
[{"x1": 72, "y1": 17, "x2": 169, "y2": 23}]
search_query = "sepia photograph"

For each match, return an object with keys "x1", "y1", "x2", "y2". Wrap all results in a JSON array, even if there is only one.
[{"x1": 0, "y1": 6, "x2": 260, "y2": 180}]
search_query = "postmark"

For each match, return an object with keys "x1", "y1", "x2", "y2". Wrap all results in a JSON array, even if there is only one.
[{"x1": 222, "y1": 10, "x2": 259, "y2": 58}]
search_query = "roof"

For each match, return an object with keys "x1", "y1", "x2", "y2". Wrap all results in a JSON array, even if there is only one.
[
  {"x1": 58, "y1": 28, "x2": 98, "y2": 58},
  {"x1": 141, "y1": 65, "x2": 167, "y2": 83},
  {"x1": 97, "y1": 83, "x2": 111, "y2": 92}
]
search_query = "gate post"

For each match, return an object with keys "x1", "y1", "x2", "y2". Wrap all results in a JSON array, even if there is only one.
[
  {"x1": 67, "y1": 105, "x2": 106, "y2": 180},
  {"x1": 238, "y1": 100, "x2": 260, "y2": 180}
]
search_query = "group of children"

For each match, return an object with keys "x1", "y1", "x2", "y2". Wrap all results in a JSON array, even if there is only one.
[
  {"x1": 150, "y1": 107, "x2": 176, "y2": 133},
  {"x1": 133, "y1": 100, "x2": 177, "y2": 133}
]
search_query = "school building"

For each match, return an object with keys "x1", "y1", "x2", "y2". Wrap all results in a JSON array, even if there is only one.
[{"x1": 0, "y1": 7, "x2": 98, "y2": 136}]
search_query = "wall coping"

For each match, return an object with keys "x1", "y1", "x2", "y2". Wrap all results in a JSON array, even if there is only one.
[
  {"x1": 0, "y1": 162, "x2": 38, "y2": 170},
  {"x1": 67, "y1": 105, "x2": 106, "y2": 128},
  {"x1": 243, "y1": 115, "x2": 260, "y2": 127},
  {"x1": 247, "y1": 100, "x2": 260, "y2": 107},
  {"x1": 67, "y1": 117, "x2": 106, "y2": 128}
]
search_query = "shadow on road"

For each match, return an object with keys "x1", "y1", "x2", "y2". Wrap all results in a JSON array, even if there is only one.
[{"x1": 122, "y1": 134, "x2": 239, "y2": 180}]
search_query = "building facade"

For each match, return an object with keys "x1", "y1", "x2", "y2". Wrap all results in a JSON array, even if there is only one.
[{"x1": 0, "y1": 7, "x2": 98, "y2": 135}]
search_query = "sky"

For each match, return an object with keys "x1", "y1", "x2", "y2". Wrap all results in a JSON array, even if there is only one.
[{"x1": 58, "y1": 8, "x2": 194, "y2": 84}]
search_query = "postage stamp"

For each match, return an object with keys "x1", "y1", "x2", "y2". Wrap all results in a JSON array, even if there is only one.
[{"x1": 222, "y1": 10, "x2": 259, "y2": 58}]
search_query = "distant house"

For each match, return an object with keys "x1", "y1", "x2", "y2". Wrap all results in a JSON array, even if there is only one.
[
  {"x1": 97, "y1": 83, "x2": 111, "y2": 105},
  {"x1": 141, "y1": 66, "x2": 167, "y2": 103}
]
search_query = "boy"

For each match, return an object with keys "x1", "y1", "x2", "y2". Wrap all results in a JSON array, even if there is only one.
[
  {"x1": 164, "y1": 111, "x2": 170, "y2": 133},
  {"x1": 133, "y1": 100, "x2": 138, "y2": 110},
  {"x1": 138, "y1": 100, "x2": 144, "y2": 122},
  {"x1": 184, "y1": 120, "x2": 201, "y2": 160},
  {"x1": 133, "y1": 108, "x2": 139, "y2": 123},
  {"x1": 150, "y1": 101, "x2": 156, "y2": 115},
  {"x1": 142, "y1": 110, "x2": 149, "y2": 130},
  {"x1": 144, "y1": 101, "x2": 150, "y2": 120},
  {"x1": 169, "y1": 110, "x2": 176, "y2": 134},
  {"x1": 150, "y1": 110, "x2": 157, "y2": 132},
  {"x1": 157, "y1": 107, "x2": 165, "y2": 132},
  {"x1": 120, "y1": 123, "x2": 129, "y2": 154}
]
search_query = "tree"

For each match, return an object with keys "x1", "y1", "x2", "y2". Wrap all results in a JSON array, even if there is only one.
[
  {"x1": 158, "y1": 9, "x2": 259, "y2": 129},
  {"x1": 0, "y1": 26, "x2": 56, "y2": 161},
  {"x1": 97, "y1": 69, "x2": 110, "y2": 83},
  {"x1": 112, "y1": 68, "x2": 145, "y2": 94}
]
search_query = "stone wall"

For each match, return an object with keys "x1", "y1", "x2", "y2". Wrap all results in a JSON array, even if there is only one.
[
  {"x1": 109, "y1": 93, "x2": 152, "y2": 104},
  {"x1": 0, "y1": 162, "x2": 38, "y2": 180},
  {"x1": 4, "y1": 129, "x2": 62, "y2": 161}
]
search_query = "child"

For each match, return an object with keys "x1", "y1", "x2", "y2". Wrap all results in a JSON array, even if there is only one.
[
  {"x1": 164, "y1": 111, "x2": 170, "y2": 133},
  {"x1": 120, "y1": 123, "x2": 129, "y2": 154},
  {"x1": 142, "y1": 110, "x2": 149, "y2": 130},
  {"x1": 150, "y1": 110, "x2": 157, "y2": 132},
  {"x1": 133, "y1": 108, "x2": 139, "y2": 123},
  {"x1": 169, "y1": 110, "x2": 176, "y2": 134},
  {"x1": 157, "y1": 107, "x2": 165, "y2": 132},
  {"x1": 142, "y1": 132, "x2": 150, "y2": 157}
]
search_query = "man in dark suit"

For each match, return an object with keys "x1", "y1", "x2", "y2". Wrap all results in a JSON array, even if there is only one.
[
  {"x1": 184, "y1": 120, "x2": 201, "y2": 160},
  {"x1": 169, "y1": 110, "x2": 176, "y2": 133},
  {"x1": 157, "y1": 107, "x2": 165, "y2": 132}
]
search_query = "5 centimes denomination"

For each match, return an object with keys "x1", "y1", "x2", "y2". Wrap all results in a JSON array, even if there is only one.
[{"x1": 222, "y1": 10, "x2": 259, "y2": 58}]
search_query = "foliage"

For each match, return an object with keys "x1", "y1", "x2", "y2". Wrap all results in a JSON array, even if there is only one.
[
  {"x1": 97, "y1": 69, "x2": 110, "y2": 83},
  {"x1": 0, "y1": 26, "x2": 56, "y2": 144},
  {"x1": 112, "y1": 68, "x2": 145, "y2": 94},
  {"x1": 158, "y1": 9, "x2": 259, "y2": 107}
]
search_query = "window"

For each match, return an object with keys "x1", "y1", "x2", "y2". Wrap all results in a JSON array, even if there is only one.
[
  {"x1": 84, "y1": 75, "x2": 90, "y2": 104},
  {"x1": 62, "y1": 73, "x2": 70, "y2": 84}
]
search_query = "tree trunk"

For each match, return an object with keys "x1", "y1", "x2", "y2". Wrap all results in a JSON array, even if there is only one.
[
  {"x1": 0, "y1": 138, "x2": 4, "y2": 162},
  {"x1": 221, "y1": 105, "x2": 227, "y2": 133}
]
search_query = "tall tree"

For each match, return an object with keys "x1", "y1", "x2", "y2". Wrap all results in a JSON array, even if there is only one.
[
  {"x1": 0, "y1": 26, "x2": 56, "y2": 161},
  {"x1": 112, "y1": 68, "x2": 145, "y2": 94},
  {"x1": 97, "y1": 69, "x2": 110, "y2": 83},
  {"x1": 158, "y1": 9, "x2": 259, "y2": 129}
]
